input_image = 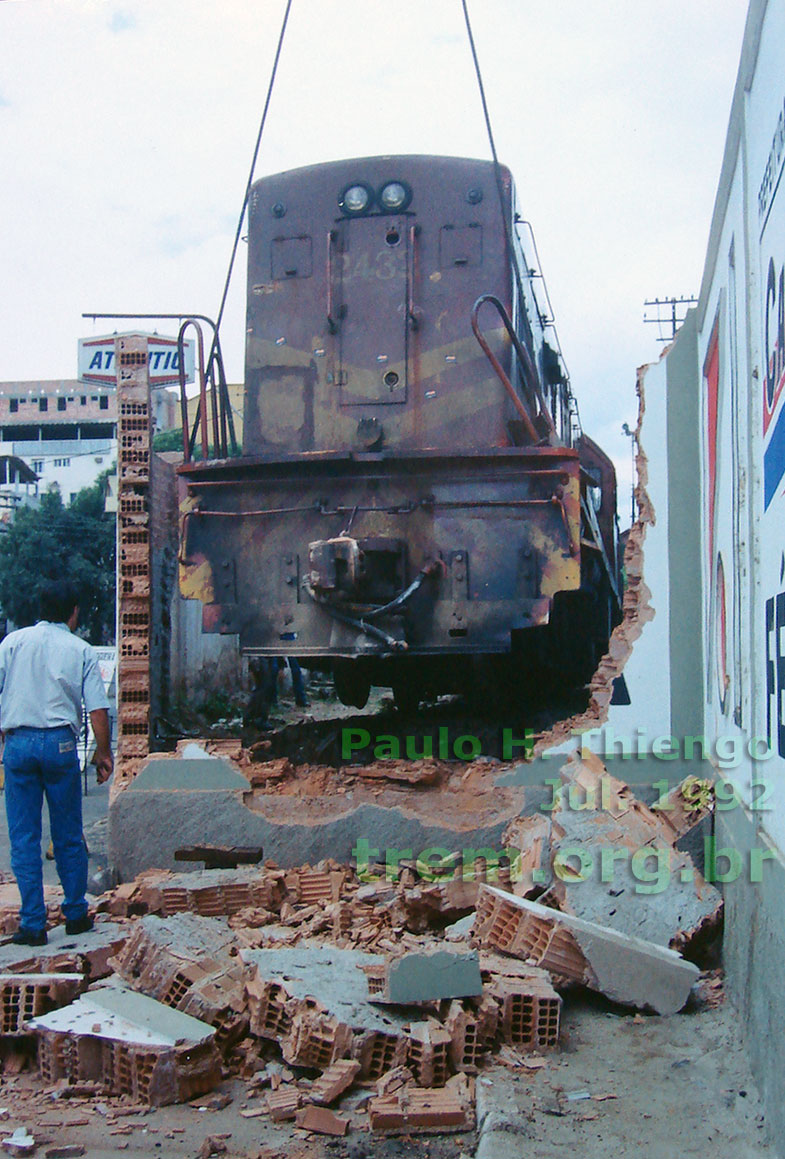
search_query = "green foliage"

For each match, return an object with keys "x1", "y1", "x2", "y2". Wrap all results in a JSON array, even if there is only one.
[
  {"x1": 152, "y1": 427, "x2": 242, "y2": 459},
  {"x1": 152, "y1": 427, "x2": 185, "y2": 453},
  {"x1": 0, "y1": 478, "x2": 116, "y2": 644}
]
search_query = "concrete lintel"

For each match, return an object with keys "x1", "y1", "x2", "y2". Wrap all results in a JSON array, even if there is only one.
[
  {"x1": 31, "y1": 986, "x2": 216, "y2": 1046},
  {"x1": 480, "y1": 886, "x2": 699, "y2": 1015}
]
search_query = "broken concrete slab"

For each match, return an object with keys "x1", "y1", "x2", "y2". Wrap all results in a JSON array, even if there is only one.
[
  {"x1": 109, "y1": 755, "x2": 526, "y2": 877},
  {"x1": 545, "y1": 753, "x2": 722, "y2": 948},
  {"x1": 30, "y1": 986, "x2": 222, "y2": 1105},
  {"x1": 2, "y1": 1129, "x2": 36, "y2": 1157},
  {"x1": 240, "y1": 946, "x2": 414, "y2": 1038},
  {"x1": 111, "y1": 914, "x2": 238, "y2": 983},
  {"x1": 128, "y1": 758, "x2": 250, "y2": 791},
  {"x1": 241, "y1": 945, "x2": 418, "y2": 1079},
  {"x1": 444, "y1": 914, "x2": 476, "y2": 942},
  {"x1": 475, "y1": 885, "x2": 699, "y2": 1014},
  {"x1": 365, "y1": 949, "x2": 482, "y2": 1005},
  {"x1": 109, "y1": 914, "x2": 248, "y2": 1050},
  {"x1": 0, "y1": 922, "x2": 126, "y2": 980}
]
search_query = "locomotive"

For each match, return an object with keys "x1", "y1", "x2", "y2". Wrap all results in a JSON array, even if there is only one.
[{"x1": 177, "y1": 154, "x2": 620, "y2": 710}]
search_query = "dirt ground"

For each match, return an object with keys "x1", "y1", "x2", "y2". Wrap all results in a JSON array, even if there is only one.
[
  {"x1": 0, "y1": 986, "x2": 775, "y2": 1158},
  {"x1": 478, "y1": 990, "x2": 776, "y2": 1159}
]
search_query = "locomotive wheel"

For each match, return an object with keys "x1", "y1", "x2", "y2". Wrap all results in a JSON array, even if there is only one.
[
  {"x1": 333, "y1": 662, "x2": 371, "y2": 710},
  {"x1": 549, "y1": 590, "x2": 601, "y2": 686},
  {"x1": 467, "y1": 657, "x2": 519, "y2": 716},
  {"x1": 392, "y1": 680, "x2": 421, "y2": 715}
]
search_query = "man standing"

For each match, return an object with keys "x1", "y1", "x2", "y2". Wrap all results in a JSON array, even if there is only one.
[{"x1": 0, "y1": 580, "x2": 113, "y2": 945}]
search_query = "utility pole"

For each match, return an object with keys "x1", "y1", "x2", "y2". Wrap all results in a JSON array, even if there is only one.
[{"x1": 643, "y1": 295, "x2": 698, "y2": 342}]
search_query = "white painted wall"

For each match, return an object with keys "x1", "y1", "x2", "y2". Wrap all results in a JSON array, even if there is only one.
[{"x1": 693, "y1": 0, "x2": 785, "y2": 847}]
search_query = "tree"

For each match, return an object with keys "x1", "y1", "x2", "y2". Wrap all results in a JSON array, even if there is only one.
[{"x1": 0, "y1": 477, "x2": 116, "y2": 644}]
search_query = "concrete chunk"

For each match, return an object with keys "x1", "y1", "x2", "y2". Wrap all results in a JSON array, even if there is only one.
[
  {"x1": 0, "y1": 922, "x2": 126, "y2": 981},
  {"x1": 476, "y1": 885, "x2": 699, "y2": 1015},
  {"x1": 367, "y1": 949, "x2": 482, "y2": 1006}
]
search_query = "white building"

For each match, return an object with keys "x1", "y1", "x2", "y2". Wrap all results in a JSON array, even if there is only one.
[
  {"x1": 0, "y1": 379, "x2": 116, "y2": 503},
  {"x1": 0, "y1": 376, "x2": 178, "y2": 504}
]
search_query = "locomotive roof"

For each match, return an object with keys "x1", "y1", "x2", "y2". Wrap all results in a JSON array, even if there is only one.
[{"x1": 252, "y1": 154, "x2": 512, "y2": 188}]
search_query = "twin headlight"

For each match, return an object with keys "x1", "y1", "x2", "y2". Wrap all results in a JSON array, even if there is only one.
[{"x1": 339, "y1": 180, "x2": 412, "y2": 215}]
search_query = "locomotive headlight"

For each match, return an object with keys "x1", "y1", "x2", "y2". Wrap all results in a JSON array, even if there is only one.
[
  {"x1": 340, "y1": 183, "x2": 372, "y2": 214},
  {"x1": 379, "y1": 181, "x2": 410, "y2": 211}
]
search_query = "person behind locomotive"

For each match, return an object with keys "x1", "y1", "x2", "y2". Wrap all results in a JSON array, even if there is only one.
[{"x1": 0, "y1": 580, "x2": 113, "y2": 946}]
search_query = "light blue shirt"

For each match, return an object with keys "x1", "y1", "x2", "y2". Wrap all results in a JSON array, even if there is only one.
[{"x1": 0, "y1": 621, "x2": 109, "y2": 737}]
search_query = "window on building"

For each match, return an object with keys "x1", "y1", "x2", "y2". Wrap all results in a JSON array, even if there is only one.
[
  {"x1": 9, "y1": 399, "x2": 18, "y2": 413},
  {"x1": 95, "y1": 456, "x2": 104, "y2": 464},
  {"x1": 99, "y1": 395, "x2": 109, "y2": 410},
  {"x1": 80, "y1": 396, "x2": 87, "y2": 406},
  {"x1": 57, "y1": 397, "x2": 66, "y2": 412},
  {"x1": 32, "y1": 460, "x2": 44, "y2": 474},
  {"x1": 53, "y1": 458, "x2": 71, "y2": 468},
  {"x1": 39, "y1": 398, "x2": 48, "y2": 413},
  {"x1": 91, "y1": 395, "x2": 98, "y2": 402}
]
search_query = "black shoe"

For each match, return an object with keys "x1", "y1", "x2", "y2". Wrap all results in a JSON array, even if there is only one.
[
  {"x1": 65, "y1": 915, "x2": 94, "y2": 936},
  {"x1": 12, "y1": 928, "x2": 47, "y2": 946}
]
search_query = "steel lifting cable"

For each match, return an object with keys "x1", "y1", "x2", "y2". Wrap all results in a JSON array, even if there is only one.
[
  {"x1": 460, "y1": 0, "x2": 580, "y2": 435},
  {"x1": 207, "y1": 0, "x2": 294, "y2": 377}
]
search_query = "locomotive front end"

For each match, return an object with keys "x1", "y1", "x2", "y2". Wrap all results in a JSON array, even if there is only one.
[{"x1": 179, "y1": 155, "x2": 597, "y2": 706}]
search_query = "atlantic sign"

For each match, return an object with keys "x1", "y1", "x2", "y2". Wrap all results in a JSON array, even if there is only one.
[{"x1": 78, "y1": 332, "x2": 195, "y2": 386}]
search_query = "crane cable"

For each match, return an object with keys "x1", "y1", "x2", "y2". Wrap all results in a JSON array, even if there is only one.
[
  {"x1": 460, "y1": 0, "x2": 580, "y2": 436},
  {"x1": 208, "y1": 0, "x2": 294, "y2": 377}
]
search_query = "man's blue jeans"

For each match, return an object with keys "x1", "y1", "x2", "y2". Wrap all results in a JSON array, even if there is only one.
[{"x1": 3, "y1": 726, "x2": 88, "y2": 932}]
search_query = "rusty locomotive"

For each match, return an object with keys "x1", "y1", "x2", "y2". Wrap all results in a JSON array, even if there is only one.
[{"x1": 177, "y1": 154, "x2": 620, "y2": 710}]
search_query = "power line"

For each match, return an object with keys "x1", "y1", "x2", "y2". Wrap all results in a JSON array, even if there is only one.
[{"x1": 643, "y1": 295, "x2": 697, "y2": 342}]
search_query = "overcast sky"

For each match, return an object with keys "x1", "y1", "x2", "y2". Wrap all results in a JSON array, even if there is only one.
[{"x1": 0, "y1": 0, "x2": 750, "y2": 497}]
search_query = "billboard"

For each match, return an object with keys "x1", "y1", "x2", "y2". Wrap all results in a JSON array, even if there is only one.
[
  {"x1": 78, "y1": 332, "x2": 195, "y2": 386},
  {"x1": 759, "y1": 96, "x2": 785, "y2": 761}
]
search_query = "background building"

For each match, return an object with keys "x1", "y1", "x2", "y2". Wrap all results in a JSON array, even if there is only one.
[{"x1": 0, "y1": 377, "x2": 178, "y2": 503}]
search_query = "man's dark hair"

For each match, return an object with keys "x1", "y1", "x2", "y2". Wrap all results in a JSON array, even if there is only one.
[{"x1": 38, "y1": 580, "x2": 82, "y2": 624}]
